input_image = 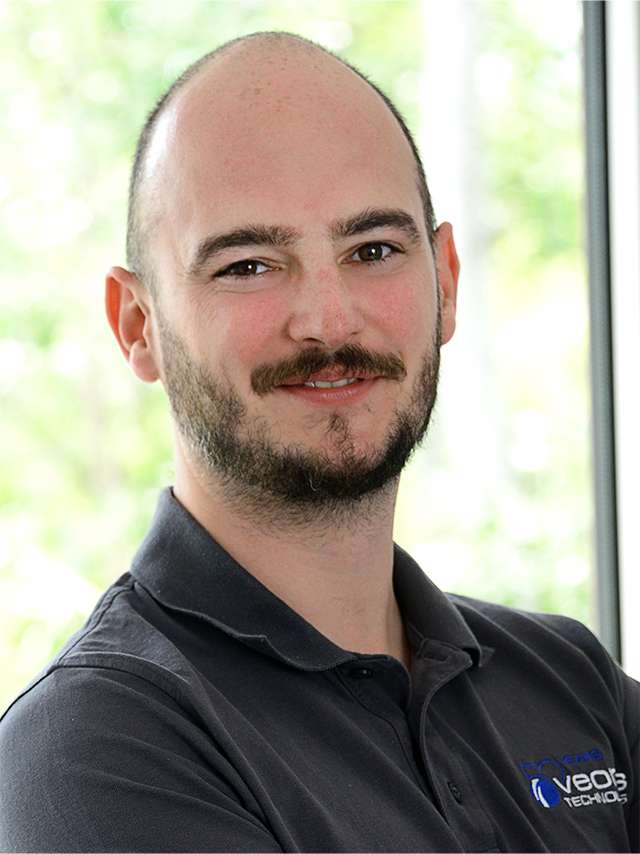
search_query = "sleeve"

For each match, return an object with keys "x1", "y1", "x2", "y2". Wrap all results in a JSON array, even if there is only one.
[
  {"x1": 620, "y1": 665, "x2": 640, "y2": 853},
  {"x1": 503, "y1": 607, "x2": 640, "y2": 852},
  {"x1": 0, "y1": 666, "x2": 283, "y2": 853},
  {"x1": 553, "y1": 613, "x2": 640, "y2": 852},
  {"x1": 545, "y1": 613, "x2": 640, "y2": 852}
]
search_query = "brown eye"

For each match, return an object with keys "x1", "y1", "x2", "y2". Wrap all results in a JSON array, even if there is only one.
[
  {"x1": 351, "y1": 242, "x2": 396, "y2": 263},
  {"x1": 215, "y1": 259, "x2": 270, "y2": 278}
]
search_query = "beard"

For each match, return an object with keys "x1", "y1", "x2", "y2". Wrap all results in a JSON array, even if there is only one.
[{"x1": 156, "y1": 289, "x2": 441, "y2": 528}]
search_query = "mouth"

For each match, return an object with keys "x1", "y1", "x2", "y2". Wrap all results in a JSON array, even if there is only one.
[
  {"x1": 277, "y1": 371, "x2": 380, "y2": 389},
  {"x1": 275, "y1": 376, "x2": 382, "y2": 406}
]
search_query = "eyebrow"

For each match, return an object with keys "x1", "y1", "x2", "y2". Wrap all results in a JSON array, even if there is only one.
[
  {"x1": 330, "y1": 207, "x2": 421, "y2": 243},
  {"x1": 187, "y1": 224, "x2": 300, "y2": 277},
  {"x1": 186, "y1": 207, "x2": 422, "y2": 278}
]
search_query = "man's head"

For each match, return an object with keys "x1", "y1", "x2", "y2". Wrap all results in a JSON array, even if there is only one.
[
  {"x1": 106, "y1": 32, "x2": 459, "y2": 527},
  {"x1": 125, "y1": 31, "x2": 438, "y2": 299}
]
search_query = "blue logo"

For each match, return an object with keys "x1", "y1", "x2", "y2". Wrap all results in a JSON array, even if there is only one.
[
  {"x1": 530, "y1": 776, "x2": 561, "y2": 808},
  {"x1": 519, "y1": 747, "x2": 628, "y2": 811},
  {"x1": 520, "y1": 757, "x2": 567, "y2": 810}
]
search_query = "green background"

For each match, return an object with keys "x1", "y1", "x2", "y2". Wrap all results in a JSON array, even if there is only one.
[{"x1": 0, "y1": 0, "x2": 591, "y2": 712}]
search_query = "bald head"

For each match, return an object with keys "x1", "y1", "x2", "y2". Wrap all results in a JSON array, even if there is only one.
[{"x1": 126, "y1": 32, "x2": 436, "y2": 299}]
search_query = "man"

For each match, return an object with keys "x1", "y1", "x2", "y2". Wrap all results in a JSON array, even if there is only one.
[{"x1": 0, "y1": 31, "x2": 637, "y2": 853}]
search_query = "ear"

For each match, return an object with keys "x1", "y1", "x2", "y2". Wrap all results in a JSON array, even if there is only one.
[
  {"x1": 433, "y1": 222, "x2": 460, "y2": 345},
  {"x1": 105, "y1": 266, "x2": 161, "y2": 383}
]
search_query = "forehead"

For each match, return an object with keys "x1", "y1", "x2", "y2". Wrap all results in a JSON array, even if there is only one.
[{"x1": 147, "y1": 43, "x2": 422, "y2": 269}]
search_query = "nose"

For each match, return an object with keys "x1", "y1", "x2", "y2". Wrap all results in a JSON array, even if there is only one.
[{"x1": 286, "y1": 265, "x2": 366, "y2": 349}]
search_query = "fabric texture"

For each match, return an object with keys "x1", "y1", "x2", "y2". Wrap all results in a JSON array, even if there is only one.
[{"x1": 0, "y1": 486, "x2": 638, "y2": 852}]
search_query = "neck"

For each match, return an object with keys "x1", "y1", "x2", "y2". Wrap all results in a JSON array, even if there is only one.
[{"x1": 173, "y1": 449, "x2": 412, "y2": 671}]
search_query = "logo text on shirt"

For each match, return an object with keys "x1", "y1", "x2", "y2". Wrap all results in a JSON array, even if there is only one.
[{"x1": 519, "y1": 748, "x2": 628, "y2": 810}]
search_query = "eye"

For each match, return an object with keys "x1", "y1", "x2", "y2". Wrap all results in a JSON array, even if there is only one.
[
  {"x1": 214, "y1": 258, "x2": 272, "y2": 278},
  {"x1": 348, "y1": 242, "x2": 399, "y2": 264}
]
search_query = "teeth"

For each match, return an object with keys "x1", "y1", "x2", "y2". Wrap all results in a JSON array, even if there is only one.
[{"x1": 303, "y1": 377, "x2": 360, "y2": 389}]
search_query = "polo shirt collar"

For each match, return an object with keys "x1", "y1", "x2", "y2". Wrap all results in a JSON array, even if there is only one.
[{"x1": 130, "y1": 487, "x2": 484, "y2": 671}]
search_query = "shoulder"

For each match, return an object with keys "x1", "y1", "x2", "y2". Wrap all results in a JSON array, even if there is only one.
[
  {"x1": 8, "y1": 573, "x2": 202, "y2": 713},
  {"x1": 0, "y1": 574, "x2": 207, "y2": 786},
  {"x1": 448, "y1": 592, "x2": 638, "y2": 716},
  {"x1": 0, "y1": 658, "x2": 196, "y2": 779},
  {"x1": 0, "y1": 661, "x2": 278, "y2": 851},
  {"x1": 449, "y1": 592, "x2": 602, "y2": 649}
]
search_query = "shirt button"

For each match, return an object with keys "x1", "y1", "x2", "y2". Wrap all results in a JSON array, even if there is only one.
[
  {"x1": 447, "y1": 780, "x2": 463, "y2": 804},
  {"x1": 349, "y1": 666, "x2": 374, "y2": 679}
]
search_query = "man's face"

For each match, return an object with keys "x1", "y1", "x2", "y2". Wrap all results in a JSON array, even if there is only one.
[
  {"x1": 155, "y1": 292, "x2": 441, "y2": 518},
  {"x1": 145, "y1": 45, "x2": 454, "y2": 521}
]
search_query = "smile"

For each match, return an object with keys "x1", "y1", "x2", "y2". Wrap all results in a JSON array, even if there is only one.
[
  {"x1": 303, "y1": 377, "x2": 360, "y2": 389},
  {"x1": 275, "y1": 377, "x2": 380, "y2": 406}
]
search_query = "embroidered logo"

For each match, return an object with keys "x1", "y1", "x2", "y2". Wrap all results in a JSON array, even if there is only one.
[
  {"x1": 531, "y1": 775, "x2": 562, "y2": 808},
  {"x1": 519, "y1": 748, "x2": 628, "y2": 810}
]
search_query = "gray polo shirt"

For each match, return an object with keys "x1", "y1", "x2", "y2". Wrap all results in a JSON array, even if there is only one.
[{"x1": 0, "y1": 487, "x2": 638, "y2": 852}]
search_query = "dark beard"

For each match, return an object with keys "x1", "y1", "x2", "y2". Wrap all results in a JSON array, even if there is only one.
[{"x1": 157, "y1": 290, "x2": 441, "y2": 527}]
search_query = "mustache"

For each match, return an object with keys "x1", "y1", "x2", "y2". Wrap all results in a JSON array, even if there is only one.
[{"x1": 251, "y1": 343, "x2": 407, "y2": 396}]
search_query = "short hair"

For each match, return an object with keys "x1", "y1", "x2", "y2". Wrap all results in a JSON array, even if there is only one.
[{"x1": 126, "y1": 31, "x2": 437, "y2": 299}]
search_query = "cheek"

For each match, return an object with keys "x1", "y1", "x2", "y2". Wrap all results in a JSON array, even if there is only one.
[
  {"x1": 189, "y1": 294, "x2": 283, "y2": 375},
  {"x1": 372, "y1": 277, "x2": 436, "y2": 353}
]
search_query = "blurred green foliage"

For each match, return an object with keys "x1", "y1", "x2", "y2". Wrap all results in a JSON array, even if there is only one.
[{"x1": 0, "y1": 0, "x2": 591, "y2": 713}]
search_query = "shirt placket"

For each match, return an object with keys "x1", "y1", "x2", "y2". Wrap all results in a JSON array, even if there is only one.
[
  {"x1": 335, "y1": 656, "x2": 437, "y2": 801},
  {"x1": 409, "y1": 640, "x2": 500, "y2": 853}
]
